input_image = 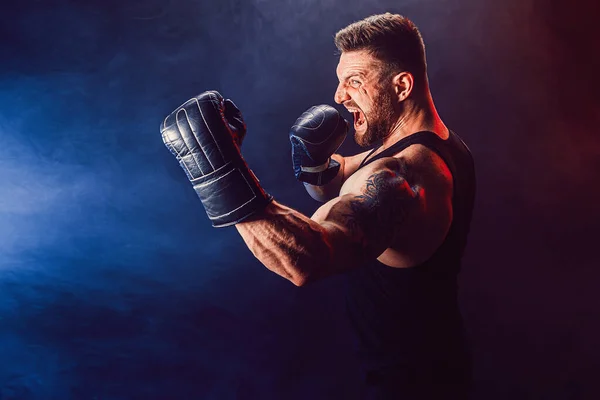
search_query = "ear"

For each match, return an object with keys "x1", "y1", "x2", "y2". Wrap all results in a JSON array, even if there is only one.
[{"x1": 392, "y1": 72, "x2": 414, "y2": 101}]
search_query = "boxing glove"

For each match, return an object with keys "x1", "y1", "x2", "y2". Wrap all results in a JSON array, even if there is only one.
[
  {"x1": 161, "y1": 91, "x2": 272, "y2": 227},
  {"x1": 289, "y1": 105, "x2": 349, "y2": 186}
]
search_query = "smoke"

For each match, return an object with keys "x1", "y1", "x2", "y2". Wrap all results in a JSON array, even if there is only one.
[{"x1": 1, "y1": 0, "x2": 599, "y2": 398}]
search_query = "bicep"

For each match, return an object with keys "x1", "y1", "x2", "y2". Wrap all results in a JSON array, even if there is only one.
[{"x1": 311, "y1": 168, "x2": 419, "y2": 275}]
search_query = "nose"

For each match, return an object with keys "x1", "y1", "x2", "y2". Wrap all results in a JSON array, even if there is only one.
[{"x1": 334, "y1": 82, "x2": 349, "y2": 104}]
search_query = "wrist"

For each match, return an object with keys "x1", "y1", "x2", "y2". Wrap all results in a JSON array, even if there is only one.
[
  {"x1": 300, "y1": 158, "x2": 330, "y2": 174},
  {"x1": 297, "y1": 157, "x2": 340, "y2": 186}
]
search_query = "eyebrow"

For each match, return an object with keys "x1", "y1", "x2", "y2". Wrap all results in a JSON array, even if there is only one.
[{"x1": 339, "y1": 71, "x2": 366, "y2": 82}]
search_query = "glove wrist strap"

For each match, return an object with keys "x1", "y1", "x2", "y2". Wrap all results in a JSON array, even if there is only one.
[
  {"x1": 297, "y1": 158, "x2": 340, "y2": 186},
  {"x1": 300, "y1": 159, "x2": 330, "y2": 173},
  {"x1": 192, "y1": 160, "x2": 273, "y2": 227}
]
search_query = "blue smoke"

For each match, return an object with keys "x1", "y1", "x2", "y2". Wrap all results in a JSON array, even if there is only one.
[{"x1": 1, "y1": 0, "x2": 599, "y2": 398}]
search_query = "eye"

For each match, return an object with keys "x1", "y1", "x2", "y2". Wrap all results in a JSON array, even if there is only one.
[{"x1": 349, "y1": 79, "x2": 361, "y2": 88}]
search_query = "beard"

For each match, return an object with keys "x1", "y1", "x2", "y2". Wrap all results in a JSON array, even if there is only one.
[{"x1": 355, "y1": 89, "x2": 397, "y2": 148}]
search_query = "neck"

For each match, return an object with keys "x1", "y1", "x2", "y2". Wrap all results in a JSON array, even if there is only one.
[{"x1": 380, "y1": 91, "x2": 448, "y2": 150}]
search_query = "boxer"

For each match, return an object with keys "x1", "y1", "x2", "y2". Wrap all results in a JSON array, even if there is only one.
[{"x1": 161, "y1": 13, "x2": 475, "y2": 400}]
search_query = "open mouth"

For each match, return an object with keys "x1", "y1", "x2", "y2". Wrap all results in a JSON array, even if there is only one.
[{"x1": 348, "y1": 108, "x2": 366, "y2": 129}]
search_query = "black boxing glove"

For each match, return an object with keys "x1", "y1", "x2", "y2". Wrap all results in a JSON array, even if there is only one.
[
  {"x1": 161, "y1": 91, "x2": 272, "y2": 227},
  {"x1": 289, "y1": 105, "x2": 349, "y2": 186}
]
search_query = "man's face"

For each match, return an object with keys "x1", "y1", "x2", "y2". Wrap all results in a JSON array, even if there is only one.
[{"x1": 334, "y1": 50, "x2": 398, "y2": 147}]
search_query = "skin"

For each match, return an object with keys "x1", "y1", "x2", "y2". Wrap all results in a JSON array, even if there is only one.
[{"x1": 236, "y1": 50, "x2": 454, "y2": 286}]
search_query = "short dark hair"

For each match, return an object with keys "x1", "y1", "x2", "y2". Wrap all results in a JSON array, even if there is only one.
[{"x1": 334, "y1": 13, "x2": 427, "y2": 89}]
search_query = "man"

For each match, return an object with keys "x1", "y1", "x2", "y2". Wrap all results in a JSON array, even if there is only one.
[{"x1": 161, "y1": 13, "x2": 475, "y2": 399}]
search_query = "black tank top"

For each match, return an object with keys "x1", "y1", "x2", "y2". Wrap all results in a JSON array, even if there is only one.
[{"x1": 345, "y1": 130, "x2": 476, "y2": 378}]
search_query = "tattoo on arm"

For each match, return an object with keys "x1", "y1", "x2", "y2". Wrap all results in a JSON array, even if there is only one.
[{"x1": 342, "y1": 170, "x2": 415, "y2": 250}]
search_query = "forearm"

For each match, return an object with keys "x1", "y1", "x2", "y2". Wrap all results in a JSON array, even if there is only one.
[
  {"x1": 303, "y1": 154, "x2": 345, "y2": 202},
  {"x1": 235, "y1": 200, "x2": 333, "y2": 286}
]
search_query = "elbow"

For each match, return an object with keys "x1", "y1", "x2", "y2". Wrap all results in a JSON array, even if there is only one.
[
  {"x1": 290, "y1": 266, "x2": 327, "y2": 287},
  {"x1": 290, "y1": 265, "x2": 323, "y2": 287},
  {"x1": 290, "y1": 271, "x2": 311, "y2": 287},
  {"x1": 291, "y1": 240, "x2": 335, "y2": 287},
  {"x1": 291, "y1": 277, "x2": 307, "y2": 287},
  {"x1": 262, "y1": 260, "x2": 312, "y2": 287}
]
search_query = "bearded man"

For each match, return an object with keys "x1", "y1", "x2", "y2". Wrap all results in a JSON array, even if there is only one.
[{"x1": 161, "y1": 13, "x2": 476, "y2": 399}]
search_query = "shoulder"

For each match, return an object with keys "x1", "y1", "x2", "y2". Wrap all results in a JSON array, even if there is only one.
[
  {"x1": 339, "y1": 157, "x2": 409, "y2": 199},
  {"x1": 341, "y1": 144, "x2": 452, "y2": 197}
]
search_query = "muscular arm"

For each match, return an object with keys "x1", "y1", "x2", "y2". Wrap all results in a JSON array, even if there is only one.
[
  {"x1": 303, "y1": 149, "x2": 374, "y2": 202},
  {"x1": 236, "y1": 158, "x2": 419, "y2": 286}
]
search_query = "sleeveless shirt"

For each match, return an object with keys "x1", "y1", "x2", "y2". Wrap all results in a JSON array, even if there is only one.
[{"x1": 344, "y1": 130, "x2": 476, "y2": 397}]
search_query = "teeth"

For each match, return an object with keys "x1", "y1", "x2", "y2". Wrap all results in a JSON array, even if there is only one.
[{"x1": 346, "y1": 108, "x2": 364, "y2": 127}]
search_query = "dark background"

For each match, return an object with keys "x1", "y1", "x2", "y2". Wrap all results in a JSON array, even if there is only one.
[{"x1": 1, "y1": 0, "x2": 599, "y2": 398}]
